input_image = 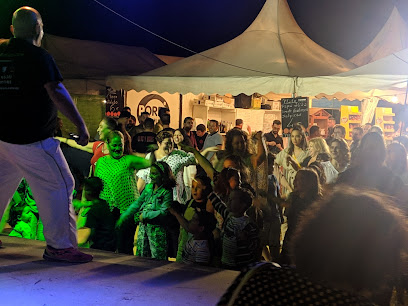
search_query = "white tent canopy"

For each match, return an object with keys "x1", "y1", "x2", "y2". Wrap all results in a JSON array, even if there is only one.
[
  {"x1": 41, "y1": 34, "x2": 165, "y2": 94},
  {"x1": 107, "y1": 0, "x2": 355, "y2": 96},
  {"x1": 350, "y1": 7, "x2": 408, "y2": 67},
  {"x1": 298, "y1": 48, "x2": 408, "y2": 102}
]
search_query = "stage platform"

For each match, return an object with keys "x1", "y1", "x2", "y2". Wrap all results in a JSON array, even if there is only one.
[{"x1": 0, "y1": 235, "x2": 239, "y2": 305}]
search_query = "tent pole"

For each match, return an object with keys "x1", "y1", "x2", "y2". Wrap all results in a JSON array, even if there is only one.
[
  {"x1": 179, "y1": 93, "x2": 183, "y2": 129},
  {"x1": 400, "y1": 80, "x2": 408, "y2": 137},
  {"x1": 292, "y1": 77, "x2": 298, "y2": 98}
]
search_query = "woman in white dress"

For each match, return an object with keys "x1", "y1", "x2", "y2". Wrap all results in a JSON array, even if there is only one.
[{"x1": 274, "y1": 126, "x2": 309, "y2": 195}]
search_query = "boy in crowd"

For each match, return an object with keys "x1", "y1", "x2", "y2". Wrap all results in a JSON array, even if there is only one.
[
  {"x1": 208, "y1": 187, "x2": 261, "y2": 270},
  {"x1": 76, "y1": 177, "x2": 117, "y2": 252},
  {"x1": 169, "y1": 207, "x2": 217, "y2": 265},
  {"x1": 195, "y1": 124, "x2": 208, "y2": 151}
]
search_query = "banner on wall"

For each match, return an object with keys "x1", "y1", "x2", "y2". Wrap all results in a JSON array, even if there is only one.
[
  {"x1": 105, "y1": 87, "x2": 125, "y2": 118},
  {"x1": 126, "y1": 91, "x2": 181, "y2": 128}
]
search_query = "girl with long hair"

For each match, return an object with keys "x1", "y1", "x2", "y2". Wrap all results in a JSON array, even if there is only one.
[
  {"x1": 117, "y1": 161, "x2": 176, "y2": 260},
  {"x1": 330, "y1": 138, "x2": 350, "y2": 173},
  {"x1": 137, "y1": 130, "x2": 196, "y2": 205},
  {"x1": 274, "y1": 126, "x2": 309, "y2": 194},
  {"x1": 305, "y1": 137, "x2": 338, "y2": 184}
]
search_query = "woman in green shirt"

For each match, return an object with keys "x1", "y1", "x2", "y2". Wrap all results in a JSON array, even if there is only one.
[{"x1": 95, "y1": 130, "x2": 151, "y2": 254}]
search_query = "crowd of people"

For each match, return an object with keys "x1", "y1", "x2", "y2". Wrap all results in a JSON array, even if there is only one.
[
  {"x1": 5, "y1": 105, "x2": 408, "y2": 303},
  {"x1": 2, "y1": 6, "x2": 408, "y2": 304}
]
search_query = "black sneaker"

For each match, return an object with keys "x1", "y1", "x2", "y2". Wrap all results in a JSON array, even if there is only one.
[{"x1": 43, "y1": 245, "x2": 93, "y2": 263}]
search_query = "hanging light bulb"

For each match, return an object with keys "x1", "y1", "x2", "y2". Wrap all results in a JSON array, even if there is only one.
[{"x1": 390, "y1": 96, "x2": 398, "y2": 103}]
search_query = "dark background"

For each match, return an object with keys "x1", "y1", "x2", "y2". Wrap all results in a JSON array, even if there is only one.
[{"x1": 1, "y1": 0, "x2": 407, "y2": 59}]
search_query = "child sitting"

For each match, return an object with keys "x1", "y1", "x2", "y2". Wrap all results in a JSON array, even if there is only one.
[
  {"x1": 169, "y1": 207, "x2": 217, "y2": 265},
  {"x1": 175, "y1": 175, "x2": 212, "y2": 262},
  {"x1": 117, "y1": 161, "x2": 175, "y2": 260},
  {"x1": 77, "y1": 177, "x2": 117, "y2": 252},
  {"x1": 209, "y1": 187, "x2": 261, "y2": 270},
  {"x1": 8, "y1": 204, "x2": 33, "y2": 239}
]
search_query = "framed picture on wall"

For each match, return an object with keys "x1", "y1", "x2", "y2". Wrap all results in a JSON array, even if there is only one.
[{"x1": 272, "y1": 101, "x2": 281, "y2": 111}]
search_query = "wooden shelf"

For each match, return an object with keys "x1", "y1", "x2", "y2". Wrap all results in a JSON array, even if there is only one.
[
  {"x1": 341, "y1": 105, "x2": 362, "y2": 140},
  {"x1": 376, "y1": 107, "x2": 395, "y2": 137}
]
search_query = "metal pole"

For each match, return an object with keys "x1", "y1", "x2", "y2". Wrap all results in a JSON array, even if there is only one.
[{"x1": 399, "y1": 80, "x2": 408, "y2": 137}]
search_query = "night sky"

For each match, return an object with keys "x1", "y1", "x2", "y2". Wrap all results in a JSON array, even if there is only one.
[{"x1": 1, "y1": 0, "x2": 407, "y2": 59}]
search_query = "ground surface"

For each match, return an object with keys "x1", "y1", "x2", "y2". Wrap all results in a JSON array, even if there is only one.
[{"x1": 0, "y1": 235, "x2": 239, "y2": 306}]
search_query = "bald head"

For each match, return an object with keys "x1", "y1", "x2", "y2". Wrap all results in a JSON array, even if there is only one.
[{"x1": 11, "y1": 7, "x2": 43, "y2": 45}]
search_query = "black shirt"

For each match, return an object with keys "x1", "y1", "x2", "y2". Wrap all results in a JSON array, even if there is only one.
[
  {"x1": 85, "y1": 200, "x2": 117, "y2": 252},
  {"x1": 264, "y1": 131, "x2": 284, "y2": 154},
  {"x1": 132, "y1": 131, "x2": 157, "y2": 153},
  {"x1": 194, "y1": 132, "x2": 208, "y2": 151},
  {"x1": 0, "y1": 38, "x2": 63, "y2": 144}
]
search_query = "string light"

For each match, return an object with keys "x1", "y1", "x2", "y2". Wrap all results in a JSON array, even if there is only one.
[{"x1": 91, "y1": 0, "x2": 287, "y2": 76}]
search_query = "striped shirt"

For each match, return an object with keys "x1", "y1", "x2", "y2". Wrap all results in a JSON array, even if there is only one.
[
  {"x1": 182, "y1": 234, "x2": 211, "y2": 265},
  {"x1": 209, "y1": 192, "x2": 260, "y2": 269}
]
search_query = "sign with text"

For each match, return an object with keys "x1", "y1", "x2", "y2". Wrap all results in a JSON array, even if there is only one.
[
  {"x1": 281, "y1": 97, "x2": 309, "y2": 136},
  {"x1": 105, "y1": 87, "x2": 125, "y2": 118},
  {"x1": 126, "y1": 90, "x2": 181, "y2": 128},
  {"x1": 0, "y1": 59, "x2": 19, "y2": 93}
]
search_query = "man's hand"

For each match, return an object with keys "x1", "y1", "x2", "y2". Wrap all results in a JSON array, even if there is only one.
[
  {"x1": 76, "y1": 124, "x2": 90, "y2": 146},
  {"x1": 45, "y1": 81, "x2": 89, "y2": 145},
  {"x1": 246, "y1": 125, "x2": 252, "y2": 135}
]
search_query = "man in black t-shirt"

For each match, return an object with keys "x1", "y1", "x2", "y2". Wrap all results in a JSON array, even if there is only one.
[
  {"x1": 161, "y1": 113, "x2": 175, "y2": 134},
  {"x1": 264, "y1": 120, "x2": 284, "y2": 155},
  {"x1": 0, "y1": 7, "x2": 92, "y2": 263},
  {"x1": 132, "y1": 118, "x2": 157, "y2": 154}
]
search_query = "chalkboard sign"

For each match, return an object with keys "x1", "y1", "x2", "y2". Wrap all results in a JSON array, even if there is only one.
[
  {"x1": 281, "y1": 97, "x2": 309, "y2": 136},
  {"x1": 105, "y1": 87, "x2": 125, "y2": 118}
]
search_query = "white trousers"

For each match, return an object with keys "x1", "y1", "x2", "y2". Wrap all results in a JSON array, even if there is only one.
[{"x1": 0, "y1": 138, "x2": 77, "y2": 249}]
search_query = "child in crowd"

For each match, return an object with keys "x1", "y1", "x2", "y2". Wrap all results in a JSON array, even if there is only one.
[
  {"x1": 117, "y1": 161, "x2": 175, "y2": 260},
  {"x1": 8, "y1": 204, "x2": 33, "y2": 239},
  {"x1": 77, "y1": 177, "x2": 117, "y2": 252},
  {"x1": 211, "y1": 167, "x2": 246, "y2": 266},
  {"x1": 169, "y1": 207, "x2": 217, "y2": 265},
  {"x1": 279, "y1": 168, "x2": 322, "y2": 265},
  {"x1": 262, "y1": 153, "x2": 282, "y2": 262},
  {"x1": 209, "y1": 187, "x2": 261, "y2": 270},
  {"x1": 175, "y1": 175, "x2": 213, "y2": 261}
]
